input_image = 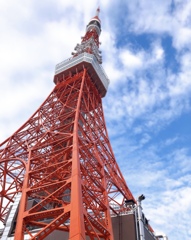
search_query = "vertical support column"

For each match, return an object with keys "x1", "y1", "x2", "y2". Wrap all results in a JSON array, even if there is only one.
[
  {"x1": 69, "y1": 69, "x2": 86, "y2": 240},
  {"x1": 14, "y1": 151, "x2": 31, "y2": 240},
  {"x1": 99, "y1": 151, "x2": 114, "y2": 240}
]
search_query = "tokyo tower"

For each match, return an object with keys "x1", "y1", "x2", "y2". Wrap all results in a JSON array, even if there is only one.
[{"x1": 0, "y1": 8, "x2": 167, "y2": 240}]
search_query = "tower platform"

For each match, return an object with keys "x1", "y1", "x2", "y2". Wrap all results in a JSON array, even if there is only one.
[{"x1": 54, "y1": 52, "x2": 109, "y2": 97}]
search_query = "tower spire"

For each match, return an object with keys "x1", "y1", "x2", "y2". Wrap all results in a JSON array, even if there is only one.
[
  {"x1": 96, "y1": 6, "x2": 100, "y2": 18},
  {"x1": 72, "y1": 7, "x2": 102, "y2": 63}
]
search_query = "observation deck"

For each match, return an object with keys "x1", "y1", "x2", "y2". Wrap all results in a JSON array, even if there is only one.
[{"x1": 54, "y1": 52, "x2": 109, "y2": 97}]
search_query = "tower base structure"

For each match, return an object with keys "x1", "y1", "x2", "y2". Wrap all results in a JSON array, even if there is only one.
[{"x1": 0, "y1": 201, "x2": 167, "y2": 240}]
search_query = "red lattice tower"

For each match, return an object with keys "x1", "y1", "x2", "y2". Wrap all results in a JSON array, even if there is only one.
[{"x1": 0, "y1": 9, "x2": 135, "y2": 240}]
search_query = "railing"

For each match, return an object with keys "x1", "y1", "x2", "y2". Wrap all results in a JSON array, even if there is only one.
[{"x1": 54, "y1": 52, "x2": 110, "y2": 92}]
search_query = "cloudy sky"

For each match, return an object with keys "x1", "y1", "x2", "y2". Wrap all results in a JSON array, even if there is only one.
[{"x1": 0, "y1": 0, "x2": 191, "y2": 239}]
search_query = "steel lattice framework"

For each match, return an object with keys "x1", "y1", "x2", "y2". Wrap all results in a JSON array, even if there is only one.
[{"x1": 0, "y1": 8, "x2": 136, "y2": 240}]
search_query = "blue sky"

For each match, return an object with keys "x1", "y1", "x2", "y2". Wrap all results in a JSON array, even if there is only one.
[{"x1": 0, "y1": 0, "x2": 191, "y2": 239}]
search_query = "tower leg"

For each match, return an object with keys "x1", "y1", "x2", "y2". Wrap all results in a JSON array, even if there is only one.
[
  {"x1": 69, "y1": 69, "x2": 86, "y2": 240},
  {"x1": 14, "y1": 152, "x2": 31, "y2": 240}
]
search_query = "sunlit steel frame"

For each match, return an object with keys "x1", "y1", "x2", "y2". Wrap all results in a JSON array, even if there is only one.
[{"x1": 0, "y1": 68, "x2": 135, "y2": 240}]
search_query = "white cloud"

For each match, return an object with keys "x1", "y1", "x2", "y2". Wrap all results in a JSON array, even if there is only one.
[
  {"x1": 164, "y1": 137, "x2": 178, "y2": 146},
  {"x1": 119, "y1": 49, "x2": 143, "y2": 70},
  {"x1": 174, "y1": 27, "x2": 191, "y2": 49},
  {"x1": 167, "y1": 56, "x2": 191, "y2": 98},
  {"x1": 145, "y1": 186, "x2": 191, "y2": 238},
  {"x1": 121, "y1": 0, "x2": 191, "y2": 51}
]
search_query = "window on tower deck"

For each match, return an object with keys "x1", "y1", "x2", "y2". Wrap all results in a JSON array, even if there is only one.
[{"x1": 89, "y1": 20, "x2": 101, "y2": 29}]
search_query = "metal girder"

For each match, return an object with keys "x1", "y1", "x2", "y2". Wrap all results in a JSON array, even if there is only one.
[{"x1": 0, "y1": 69, "x2": 135, "y2": 240}]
